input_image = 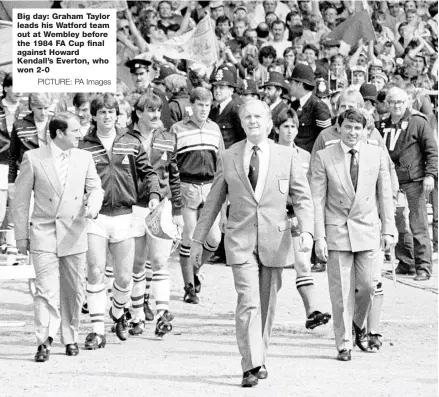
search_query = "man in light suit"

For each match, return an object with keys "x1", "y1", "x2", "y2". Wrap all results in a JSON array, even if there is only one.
[
  {"x1": 190, "y1": 99, "x2": 314, "y2": 387},
  {"x1": 12, "y1": 112, "x2": 103, "y2": 362},
  {"x1": 311, "y1": 109, "x2": 395, "y2": 362}
]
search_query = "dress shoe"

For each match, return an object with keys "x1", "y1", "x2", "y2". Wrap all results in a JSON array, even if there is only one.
[
  {"x1": 242, "y1": 370, "x2": 259, "y2": 387},
  {"x1": 143, "y1": 300, "x2": 154, "y2": 321},
  {"x1": 35, "y1": 344, "x2": 50, "y2": 362},
  {"x1": 183, "y1": 283, "x2": 199, "y2": 304},
  {"x1": 256, "y1": 365, "x2": 268, "y2": 380},
  {"x1": 368, "y1": 333, "x2": 382, "y2": 352},
  {"x1": 395, "y1": 264, "x2": 416, "y2": 275},
  {"x1": 84, "y1": 332, "x2": 106, "y2": 350},
  {"x1": 311, "y1": 263, "x2": 326, "y2": 272},
  {"x1": 414, "y1": 270, "x2": 430, "y2": 281},
  {"x1": 337, "y1": 349, "x2": 351, "y2": 361},
  {"x1": 208, "y1": 255, "x2": 226, "y2": 265},
  {"x1": 353, "y1": 322, "x2": 368, "y2": 352},
  {"x1": 110, "y1": 308, "x2": 129, "y2": 341},
  {"x1": 66, "y1": 343, "x2": 79, "y2": 356},
  {"x1": 305, "y1": 311, "x2": 331, "y2": 330},
  {"x1": 129, "y1": 320, "x2": 145, "y2": 336}
]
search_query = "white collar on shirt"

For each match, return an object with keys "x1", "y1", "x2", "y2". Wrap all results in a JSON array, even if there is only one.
[
  {"x1": 299, "y1": 91, "x2": 312, "y2": 108},
  {"x1": 219, "y1": 96, "x2": 232, "y2": 114},
  {"x1": 340, "y1": 140, "x2": 361, "y2": 155},
  {"x1": 245, "y1": 138, "x2": 269, "y2": 156},
  {"x1": 50, "y1": 141, "x2": 69, "y2": 159}
]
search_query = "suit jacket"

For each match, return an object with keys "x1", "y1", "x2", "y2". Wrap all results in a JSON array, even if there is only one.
[
  {"x1": 193, "y1": 139, "x2": 314, "y2": 267},
  {"x1": 209, "y1": 99, "x2": 246, "y2": 150},
  {"x1": 12, "y1": 145, "x2": 103, "y2": 257},
  {"x1": 311, "y1": 142, "x2": 395, "y2": 253}
]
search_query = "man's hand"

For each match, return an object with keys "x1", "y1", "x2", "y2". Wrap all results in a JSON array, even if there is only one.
[
  {"x1": 16, "y1": 239, "x2": 29, "y2": 255},
  {"x1": 381, "y1": 234, "x2": 394, "y2": 252},
  {"x1": 299, "y1": 232, "x2": 313, "y2": 252},
  {"x1": 315, "y1": 238, "x2": 328, "y2": 262},
  {"x1": 190, "y1": 240, "x2": 203, "y2": 269},
  {"x1": 148, "y1": 198, "x2": 160, "y2": 211},
  {"x1": 423, "y1": 175, "x2": 434, "y2": 196},
  {"x1": 172, "y1": 214, "x2": 184, "y2": 233}
]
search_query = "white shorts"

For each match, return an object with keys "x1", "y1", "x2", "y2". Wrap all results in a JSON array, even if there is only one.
[
  {"x1": 87, "y1": 213, "x2": 133, "y2": 243},
  {"x1": 131, "y1": 206, "x2": 151, "y2": 238}
]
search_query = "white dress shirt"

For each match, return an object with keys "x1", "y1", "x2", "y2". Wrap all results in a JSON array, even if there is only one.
[
  {"x1": 218, "y1": 96, "x2": 232, "y2": 115},
  {"x1": 243, "y1": 138, "x2": 270, "y2": 201},
  {"x1": 299, "y1": 91, "x2": 312, "y2": 110},
  {"x1": 340, "y1": 141, "x2": 361, "y2": 183},
  {"x1": 50, "y1": 141, "x2": 70, "y2": 186}
]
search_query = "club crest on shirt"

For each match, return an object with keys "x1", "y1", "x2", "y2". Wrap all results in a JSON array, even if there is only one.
[
  {"x1": 121, "y1": 155, "x2": 129, "y2": 165},
  {"x1": 401, "y1": 121, "x2": 408, "y2": 131}
]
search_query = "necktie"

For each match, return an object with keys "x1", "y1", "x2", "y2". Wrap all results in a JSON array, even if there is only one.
[
  {"x1": 248, "y1": 146, "x2": 259, "y2": 191},
  {"x1": 59, "y1": 151, "x2": 69, "y2": 187},
  {"x1": 349, "y1": 149, "x2": 358, "y2": 191}
]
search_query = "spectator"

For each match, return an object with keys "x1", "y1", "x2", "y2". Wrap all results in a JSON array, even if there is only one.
[
  {"x1": 261, "y1": 20, "x2": 292, "y2": 57},
  {"x1": 165, "y1": 74, "x2": 193, "y2": 125}
]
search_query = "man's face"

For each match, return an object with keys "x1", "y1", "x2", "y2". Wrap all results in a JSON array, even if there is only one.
[
  {"x1": 158, "y1": 2, "x2": 172, "y2": 18},
  {"x1": 241, "y1": 101, "x2": 272, "y2": 144},
  {"x1": 131, "y1": 67, "x2": 151, "y2": 89},
  {"x1": 299, "y1": 0, "x2": 312, "y2": 13},
  {"x1": 352, "y1": 71, "x2": 365, "y2": 85},
  {"x1": 290, "y1": 15, "x2": 301, "y2": 27},
  {"x1": 60, "y1": 117, "x2": 82, "y2": 148},
  {"x1": 191, "y1": 99, "x2": 211, "y2": 123},
  {"x1": 386, "y1": 93, "x2": 408, "y2": 118},
  {"x1": 139, "y1": 106, "x2": 161, "y2": 130},
  {"x1": 217, "y1": 21, "x2": 230, "y2": 35},
  {"x1": 213, "y1": 84, "x2": 233, "y2": 103},
  {"x1": 289, "y1": 80, "x2": 300, "y2": 97},
  {"x1": 277, "y1": 117, "x2": 298, "y2": 144},
  {"x1": 388, "y1": 3, "x2": 400, "y2": 17},
  {"x1": 272, "y1": 23, "x2": 285, "y2": 41},
  {"x1": 371, "y1": 76, "x2": 386, "y2": 91},
  {"x1": 4, "y1": 86, "x2": 23, "y2": 103},
  {"x1": 331, "y1": 57, "x2": 344, "y2": 75},
  {"x1": 413, "y1": 56, "x2": 425, "y2": 72},
  {"x1": 245, "y1": 31, "x2": 258, "y2": 45},
  {"x1": 304, "y1": 49, "x2": 316, "y2": 65},
  {"x1": 337, "y1": 95, "x2": 358, "y2": 116},
  {"x1": 75, "y1": 102, "x2": 91, "y2": 126},
  {"x1": 339, "y1": 118, "x2": 363, "y2": 148},
  {"x1": 211, "y1": 6, "x2": 224, "y2": 20},
  {"x1": 234, "y1": 9, "x2": 247, "y2": 20},
  {"x1": 406, "y1": 12, "x2": 418, "y2": 25},
  {"x1": 264, "y1": 86, "x2": 281, "y2": 105},
  {"x1": 31, "y1": 103, "x2": 51, "y2": 123},
  {"x1": 150, "y1": 25, "x2": 167, "y2": 43},
  {"x1": 293, "y1": 43, "x2": 303, "y2": 54},
  {"x1": 263, "y1": 0, "x2": 276, "y2": 13},
  {"x1": 324, "y1": 8, "x2": 337, "y2": 23},
  {"x1": 261, "y1": 55, "x2": 274, "y2": 67},
  {"x1": 93, "y1": 106, "x2": 117, "y2": 132},
  {"x1": 234, "y1": 21, "x2": 247, "y2": 37}
]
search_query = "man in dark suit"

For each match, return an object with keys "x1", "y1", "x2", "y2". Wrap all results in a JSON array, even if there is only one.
[
  {"x1": 311, "y1": 109, "x2": 395, "y2": 362},
  {"x1": 261, "y1": 71, "x2": 290, "y2": 142},
  {"x1": 191, "y1": 99, "x2": 314, "y2": 387},
  {"x1": 12, "y1": 112, "x2": 103, "y2": 361}
]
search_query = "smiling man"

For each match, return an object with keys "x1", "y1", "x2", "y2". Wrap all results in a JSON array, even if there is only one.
[
  {"x1": 311, "y1": 109, "x2": 395, "y2": 362},
  {"x1": 190, "y1": 99, "x2": 313, "y2": 387},
  {"x1": 12, "y1": 112, "x2": 104, "y2": 362}
]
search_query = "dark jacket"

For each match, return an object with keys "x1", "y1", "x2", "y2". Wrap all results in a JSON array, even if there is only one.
[
  {"x1": 169, "y1": 93, "x2": 192, "y2": 126},
  {"x1": 9, "y1": 113, "x2": 50, "y2": 183},
  {"x1": 79, "y1": 127, "x2": 160, "y2": 216},
  {"x1": 294, "y1": 93, "x2": 332, "y2": 153},
  {"x1": 128, "y1": 124, "x2": 182, "y2": 215},
  {"x1": 209, "y1": 98, "x2": 246, "y2": 150},
  {"x1": 377, "y1": 109, "x2": 438, "y2": 184},
  {"x1": 0, "y1": 103, "x2": 12, "y2": 165}
]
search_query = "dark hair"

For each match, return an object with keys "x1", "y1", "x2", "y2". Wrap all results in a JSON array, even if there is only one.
[
  {"x1": 258, "y1": 45, "x2": 277, "y2": 63},
  {"x1": 49, "y1": 112, "x2": 78, "y2": 140},
  {"x1": 216, "y1": 15, "x2": 230, "y2": 26},
  {"x1": 73, "y1": 93, "x2": 90, "y2": 108},
  {"x1": 271, "y1": 19, "x2": 285, "y2": 30},
  {"x1": 286, "y1": 10, "x2": 301, "y2": 23},
  {"x1": 132, "y1": 93, "x2": 162, "y2": 124},
  {"x1": 256, "y1": 22, "x2": 270, "y2": 39},
  {"x1": 303, "y1": 44, "x2": 319, "y2": 57},
  {"x1": 90, "y1": 94, "x2": 119, "y2": 117},
  {"x1": 1, "y1": 73, "x2": 12, "y2": 99},
  {"x1": 338, "y1": 109, "x2": 366, "y2": 128},
  {"x1": 283, "y1": 47, "x2": 295, "y2": 57},
  {"x1": 190, "y1": 87, "x2": 213, "y2": 103},
  {"x1": 377, "y1": 90, "x2": 387, "y2": 102},
  {"x1": 274, "y1": 107, "x2": 299, "y2": 128}
]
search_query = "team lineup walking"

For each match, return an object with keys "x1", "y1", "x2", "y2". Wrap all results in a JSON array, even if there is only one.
[{"x1": 0, "y1": 0, "x2": 437, "y2": 390}]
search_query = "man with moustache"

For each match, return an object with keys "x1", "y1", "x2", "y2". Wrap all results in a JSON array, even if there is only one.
[
  {"x1": 12, "y1": 112, "x2": 103, "y2": 361},
  {"x1": 190, "y1": 99, "x2": 314, "y2": 387},
  {"x1": 72, "y1": 93, "x2": 92, "y2": 138},
  {"x1": 80, "y1": 94, "x2": 160, "y2": 349}
]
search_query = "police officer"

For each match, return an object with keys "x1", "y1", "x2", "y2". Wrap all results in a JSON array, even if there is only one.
[
  {"x1": 289, "y1": 63, "x2": 332, "y2": 153},
  {"x1": 125, "y1": 59, "x2": 172, "y2": 130}
]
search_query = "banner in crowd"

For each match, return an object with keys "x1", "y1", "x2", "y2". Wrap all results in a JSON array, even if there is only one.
[
  {"x1": 143, "y1": 15, "x2": 218, "y2": 66},
  {"x1": 324, "y1": 10, "x2": 376, "y2": 55},
  {"x1": 0, "y1": 21, "x2": 12, "y2": 69}
]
